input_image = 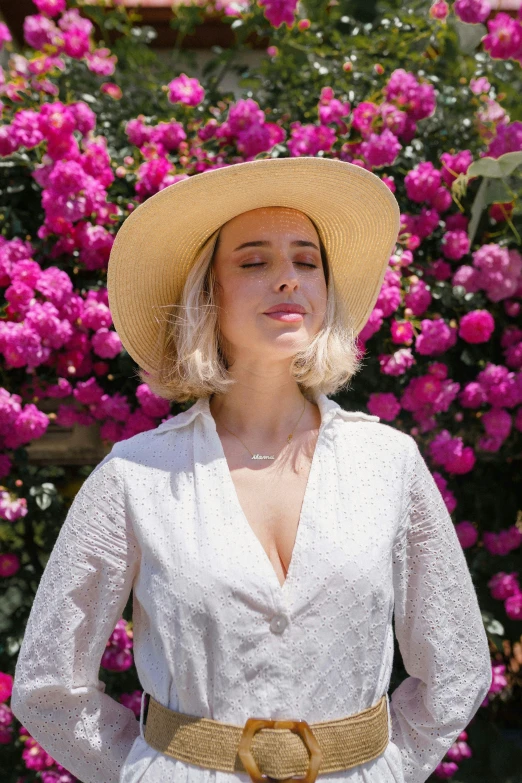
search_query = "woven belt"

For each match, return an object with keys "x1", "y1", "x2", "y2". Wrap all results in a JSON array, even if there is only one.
[{"x1": 142, "y1": 693, "x2": 389, "y2": 783}]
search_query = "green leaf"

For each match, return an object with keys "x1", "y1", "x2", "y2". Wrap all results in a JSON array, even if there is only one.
[{"x1": 468, "y1": 151, "x2": 522, "y2": 179}]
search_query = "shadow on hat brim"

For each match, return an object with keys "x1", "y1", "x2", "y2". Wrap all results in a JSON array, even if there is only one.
[{"x1": 107, "y1": 156, "x2": 401, "y2": 375}]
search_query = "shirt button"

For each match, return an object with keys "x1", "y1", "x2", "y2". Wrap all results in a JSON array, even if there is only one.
[{"x1": 269, "y1": 614, "x2": 288, "y2": 635}]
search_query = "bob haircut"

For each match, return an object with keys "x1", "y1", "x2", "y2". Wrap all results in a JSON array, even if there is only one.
[{"x1": 138, "y1": 211, "x2": 364, "y2": 403}]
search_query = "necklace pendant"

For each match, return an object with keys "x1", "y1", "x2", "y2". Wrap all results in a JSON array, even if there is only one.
[{"x1": 251, "y1": 454, "x2": 275, "y2": 460}]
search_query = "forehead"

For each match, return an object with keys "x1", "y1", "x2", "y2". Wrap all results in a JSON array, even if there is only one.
[{"x1": 219, "y1": 207, "x2": 318, "y2": 238}]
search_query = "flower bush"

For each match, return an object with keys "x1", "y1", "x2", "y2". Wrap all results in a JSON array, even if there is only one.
[{"x1": 0, "y1": 0, "x2": 522, "y2": 779}]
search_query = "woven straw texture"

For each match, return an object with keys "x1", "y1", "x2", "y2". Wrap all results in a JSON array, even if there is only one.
[
  {"x1": 107, "y1": 157, "x2": 401, "y2": 374},
  {"x1": 143, "y1": 694, "x2": 389, "y2": 778}
]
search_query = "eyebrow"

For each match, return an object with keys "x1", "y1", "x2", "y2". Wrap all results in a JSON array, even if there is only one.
[{"x1": 233, "y1": 240, "x2": 320, "y2": 252}]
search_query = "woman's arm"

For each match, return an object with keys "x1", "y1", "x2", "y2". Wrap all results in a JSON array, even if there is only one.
[
  {"x1": 10, "y1": 448, "x2": 141, "y2": 783},
  {"x1": 390, "y1": 436, "x2": 492, "y2": 783}
]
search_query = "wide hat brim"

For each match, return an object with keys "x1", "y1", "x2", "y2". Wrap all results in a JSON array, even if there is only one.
[{"x1": 107, "y1": 156, "x2": 401, "y2": 374}]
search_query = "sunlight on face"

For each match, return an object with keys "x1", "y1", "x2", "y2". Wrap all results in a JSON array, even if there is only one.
[{"x1": 212, "y1": 207, "x2": 328, "y2": 365}]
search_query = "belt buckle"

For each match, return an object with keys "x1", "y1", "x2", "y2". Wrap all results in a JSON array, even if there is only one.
[{"x1": 238, "y1": 717, "x2": 323, "y2": 783}]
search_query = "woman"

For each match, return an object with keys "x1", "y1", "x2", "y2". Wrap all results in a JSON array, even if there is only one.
[{"x1": 11, "y1": 157, "x2": 492, "y2": 783}]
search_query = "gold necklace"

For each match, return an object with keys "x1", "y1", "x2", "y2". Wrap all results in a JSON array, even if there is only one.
[{"x1": 217, "y1": 397, "x2": 307, "y2": 461}]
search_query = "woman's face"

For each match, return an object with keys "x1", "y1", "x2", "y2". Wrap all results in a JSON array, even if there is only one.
[{"x1": 211, "y1": 207, "x2": 328, "y2": 366}]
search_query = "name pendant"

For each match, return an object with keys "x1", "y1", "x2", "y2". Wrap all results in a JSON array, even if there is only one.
[{"x1": 251, "y1": 454, "x2": 275, "y2": 460}]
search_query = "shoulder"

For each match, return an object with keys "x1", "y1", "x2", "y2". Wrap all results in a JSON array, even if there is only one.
[{"x1": 333, "y1": 410, "x2": 416, "y2": 463}]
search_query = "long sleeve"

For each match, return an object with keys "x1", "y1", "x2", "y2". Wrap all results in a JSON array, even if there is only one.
[
  {"x1": 10, "y1": 448, "x2": 141, "y2": 783},
  {"x1": 389, "y1": 437, "x2": 492, "y2": 783}
]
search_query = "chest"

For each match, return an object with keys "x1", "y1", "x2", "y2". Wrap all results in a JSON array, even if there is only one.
[
  {"x1": 126, "y1": 420, "x2": 406, "y2": 609},
  {"x1": 227, "y1": 444, "x2": 315, "y2": 587}
]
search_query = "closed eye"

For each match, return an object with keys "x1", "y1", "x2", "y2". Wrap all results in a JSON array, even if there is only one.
[{"x1": 241, "y1": 262, "x2": 318, "y2": 268}]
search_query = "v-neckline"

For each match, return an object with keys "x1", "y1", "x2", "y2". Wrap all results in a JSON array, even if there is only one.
[{"x1": 208, "y1": 403, "x2": 326, "y2": 595}]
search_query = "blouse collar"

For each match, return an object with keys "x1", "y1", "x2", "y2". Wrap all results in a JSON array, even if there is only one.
[{"x1": 152, "y1": 393, "x2": 379, "y2": 436}]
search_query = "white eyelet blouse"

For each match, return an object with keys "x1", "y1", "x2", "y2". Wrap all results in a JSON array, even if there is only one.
[{"x1": 10, "y1": 392, "x2": 492, "y2": 783}]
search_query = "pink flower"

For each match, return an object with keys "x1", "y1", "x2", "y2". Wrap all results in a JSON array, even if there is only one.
[
  {"x1": 384, "y1": 69, "x2": 436, "y2": 121},
  {"x1": 429, "y1": 2, "x2": 449, "y2": 21},
  {"x1": 404, "y1": 161, "x2": 442, "y2": 202},
  {"x1": 483, "y1": 13, "x2": 522, "y2": 61},
  {"x1": 488, "y1": 572, "x2": 520, "y2": 600},
  {"x1": 360, "y1": 129, "x2": 402, "y2": 167},
  {"x1": 482, "y1": 407, "x2": 512, "y2": 442},
  {"x1": 23, "y1": 14, "x2": 61, "y2": 50},
  {"x1": 391, "y1": 320, "x2": 414, "y2": 345},
  {"x1": 441, "y1": 229, "x2": 470, "y2": 260},
  {"x1": 0, "y1": 672, "x2": 13, "y2": 702},
  {"x1": 0, "y1": 553, "x2": 20, "y2": 578},
  {"x1": 405, "y1": 279, "x2": 432, "y2": 316},
  {"x1": 167, "y1": 73, "x2": 205, "y2": 106},
  {"x1": 487, "y1": 120, "x2": 522, "y2": 158},
  {"x1": 428, "y1": 430, "x2": 476, "y2": 474},
  {"x1": 453, "y1": 0, "x2": 491, "y2": 24},
  {"x1": 434, "y1": 760, "x2": 459, "y2": 779},
  {"x1": 257, "y1": 0, "x2": 298, "y2": 28},
  {"x1": 459, "y1": 309, "x2": 495, "y2": 343},
  {"x1": 470, "y1": 76, "x2": 491, "y2": 94},
  {"x1": 367, "y1": 392, "x2": 401, "y2": 421},
  {"x1": 86, "y1": 48, "x2": 117, "y2": 76},
  {"x1": 378, "y1": 347, "x2": 415, "y2": 376},
  {"x1": 0, "y1": 491, "x2": 28, "y2": 522},
  {"x1": 455, "y1": 521, "x2": 479, "y2": 548},
  {"x1": 100, "y1": 83, "x2": 122, "y2": 100},
  {"x1": 34, "y1": 0, "x2": 67, "y2": 15},
  {"x1": 415, "y1": 318, "x2": 458, "y2": 356},
  {"x1": 459, "y1": 381, "x2": 488, "y2": 408},
  {"x1": 287, "y1": 123, "x2": 336, "y2": 156},
  {"x1": 440, "y1": 149, "x2": 473, "y2": 186},
  {"x1": 505, "y1": 591, "x2": 522, "y2": 620},
  {"x1": 318, "y1": 87, "x2": 350, "y2": 126},
  {"x1": 91, "y1": 328, "x2": 122, "y2": 359},
  {"x1": 0, "y1": 23, "x2": 12, "y2": 48},
  {"x1": 351, "y1": 102, "x2": 379, "y2": 136},
  {"x1": 136, "y1": 384, "x2": 171, "y2": 418}
]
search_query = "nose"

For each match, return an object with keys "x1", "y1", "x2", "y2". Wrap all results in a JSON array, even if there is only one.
[{"x1": 274, "y1": 255, "x2": 299, "y2": 292}]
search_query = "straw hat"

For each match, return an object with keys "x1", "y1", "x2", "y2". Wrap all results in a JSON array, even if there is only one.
[{"x1": 107, "y1": 156, "x2": 401, "y2": 374}]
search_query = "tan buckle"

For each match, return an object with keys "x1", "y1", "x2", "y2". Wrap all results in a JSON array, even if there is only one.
[{"x1": 238, "y1": 717, "x2": 323, "y2": 783}]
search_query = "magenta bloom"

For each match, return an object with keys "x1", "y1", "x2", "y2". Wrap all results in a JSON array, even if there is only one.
[
  {"x1": 459, "y1": 310, "x2": 495, "y2": 344},
  {"x1": 34, "y1": 0, "x2": 67, "y2": 15},
  {"x1": 505, "y1": 592, "x2": 522, "y2": 621},
  {"x1": 167, "y1": 73, "x2": 205, "y2": 106},
  {"x1": 404, "y1": 161, "x2": 441, "y2": 203},
  {"x1": 441, "y1": 229, "x2": 470, "y2": 260},
  {"x1": 405, "y1": 279, "x2": 432, "y2": 316},
  {"x1": 453, "y1": 0, "x2": 491, "y2": 24},
  {"x1": 415, "y1": 318, "x2": 458, "y2": 356},
  {"x1": 482, "y1": 407, "x2": 512, "y2": 441},
  {"x1": 351, "y1": 102, "x2": 379, "y2": 136},
  {"x1": 0, "y1": 552, "x2": 20, "y2": 577},
  {"x1": 367, "y1": 392, "x2": 401, "y2": 421},
  {"x1": 257, "y1": 0, "x2": 298, "y2": 28},
  {"x1": 455, "y1": 521, "x2": 479, "y2": 549},
  {"x1": 429, "y1": 429, "x2": 476, "y2": 474},
  {"x1": 360, "y1": 129, "x2": 401, "y2": 167},
  {"x1": 0, "y1": 22, "x2": 12, "y2": 48},
  {"x1": 429, "y1": 2, "x2": 449, "y2": 21},
  {"x1": 287, "y1": 123, "x2": 336, "y2": 156},
  {"x1": 488, "y1": 572, "x2": 520, "y2": 601},
  {"x1": 483, "y1": 13, "x2": 522, "y2": 61},
  {"x1": 23, "y1": 13, "x2": 60, "y2": 50},
  {"x1": 378, "y1": 347, "x2": 415, "y2": 376},
  {"x1": 391, "y1": 320, "x2": 414, "y2": 345},
  {"x1": 439, "y1": 149, "x2": 473, "y2": 186},
  {"x1": 384, "y1": 69, "x2": 436, "y2": 121}
]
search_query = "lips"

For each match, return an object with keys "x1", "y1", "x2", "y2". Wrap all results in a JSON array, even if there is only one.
[{"x1": 263, "y1": 303, "x2": 307, "y2": 314}]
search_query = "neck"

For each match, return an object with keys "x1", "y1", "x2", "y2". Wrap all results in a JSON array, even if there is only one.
[{"x1": 209, "y1": 362, "x2": 318, "y2": 441}]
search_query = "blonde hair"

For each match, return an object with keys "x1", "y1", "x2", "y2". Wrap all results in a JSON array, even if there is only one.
[{"x1": 138, "y1": 215, "x2": 364, "y2": 403}]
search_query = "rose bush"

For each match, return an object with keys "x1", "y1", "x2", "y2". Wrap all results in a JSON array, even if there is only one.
[{"x1": 0, "y1": 0, "x2": 521, "y2": 779}]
